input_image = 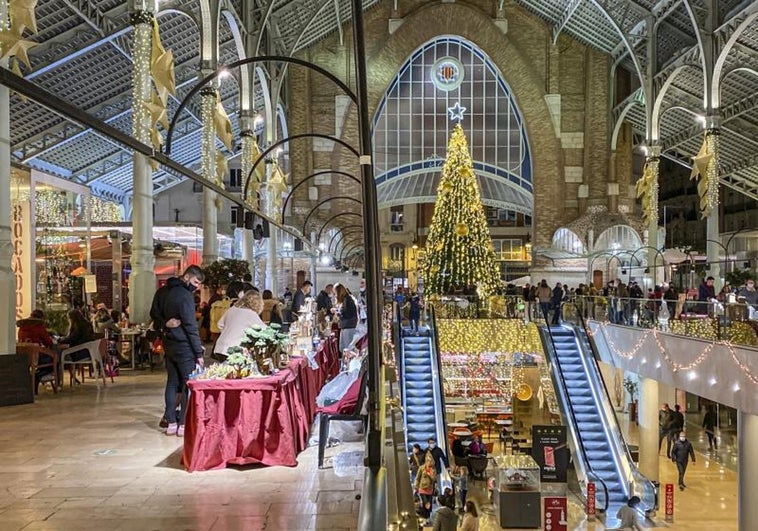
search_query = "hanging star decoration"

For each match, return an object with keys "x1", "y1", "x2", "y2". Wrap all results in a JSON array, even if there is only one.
[
  {"x1": 145, "y1": 92, "x2": 169, "y2": 130},
  {"x1": 150, "y1": 20, "x2": 176, "y2": 104},
  {"x1": 447, "y1": 102, "x2": 466, "y2": 123},
  {"x1": 690, "y1": 135, "x2": 714, "y2": 216},
  {"x1": 635, "y1": 160, "x2": 655, "y2": 223},
  {"x1": 267, "y1": 164, "x2": 289, "y2": 209},
  {"x1": 0, "y1": 29, "x2": 37, "y2": 70},
  {"x1": 215, "y1": 152, "x2": 228, "y2": 186},
  {"x1": 9, "y1": 0, "x2": 38, "y2": 34},
  {"x1": 213, "y1": 94, "x2": 234, "y2": 151},
  {"x1": 251, "y1": 139, "x2": 266, "y2": 182}
]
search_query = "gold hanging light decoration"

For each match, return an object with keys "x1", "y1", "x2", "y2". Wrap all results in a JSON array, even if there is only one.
[
  {"x1": 690, "y1": 133, "x2": 717, "y2": 218},
  {"x1": 636, "y1": 156, "x2": 658, "y2": 224},
  {"x1": 213, "y1": 92, "x2": 234, "y2": 151}
]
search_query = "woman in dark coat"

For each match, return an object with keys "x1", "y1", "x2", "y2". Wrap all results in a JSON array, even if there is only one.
[{"x1": 60, "y1": 309, "x2": 96, "y2": 383}]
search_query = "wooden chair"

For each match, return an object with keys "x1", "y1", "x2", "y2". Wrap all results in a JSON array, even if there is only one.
[
  {"x1": 317, "y1": 370, "x2": 368, "y2": 468},
  {"x1": 16, "y1": 343, "x2": 58, "y2": 396},
  {"x1": 61, "y1": 339, "x2": 108, "y2": 388}
]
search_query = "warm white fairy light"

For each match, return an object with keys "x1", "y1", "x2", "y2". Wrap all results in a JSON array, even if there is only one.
[
  {"x1": 705, "y1": 130, "x2": 720, "y2": 214},
  {"x1": 131, "y1": 12, "x2": 153, "y2": 146},
  {"x1": 646, "y1": 156, "x2": 659, "y2": 228},
  {"x1": 200, "y1": 88, "x2": 217, "y2": 183},
  {"x1": 240, "y1": 129, "x2": 256, "y2": 206},
  {"x1": 0, "y1": 0, "x2": 10, "y2": 33}
]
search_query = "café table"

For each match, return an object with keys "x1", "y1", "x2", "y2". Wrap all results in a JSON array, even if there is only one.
[
  {"x1": 182, "y1": 337, "x2": 339, "y2": 472},
  {"x1": 448, "y1": 422, "x2": 469, "y2": 429},
  {"x1": 120, "y1": 328, "x2": 143, "y2": 369}
]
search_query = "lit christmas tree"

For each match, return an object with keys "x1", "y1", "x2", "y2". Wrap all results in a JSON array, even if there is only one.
[{"x1": 421, "y1": 123, "x2": 500, "y2": 296}]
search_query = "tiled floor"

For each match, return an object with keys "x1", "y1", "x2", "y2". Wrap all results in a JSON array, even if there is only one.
[
  {"x1": 0, "y1": 371, "x2": 363, "y2": 531},
  {"x1": 0, "y1": 371, "x2": 739, "y2": 530}
]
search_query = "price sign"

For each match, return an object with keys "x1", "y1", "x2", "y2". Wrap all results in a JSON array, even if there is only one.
[
  {"x1": 665, "y1": 483, "x2": 674, "y2": 522},
  {"x1": 543, "y1": 496, "x2": 567, "y2": 531},
  {"x1": 586, "y1": 482, "x2": 596, "y2": 520}
]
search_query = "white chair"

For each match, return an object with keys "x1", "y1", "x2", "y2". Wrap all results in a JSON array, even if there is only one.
[{"x1": 61, "y1": 339, "x2": 107, "y2": 388}]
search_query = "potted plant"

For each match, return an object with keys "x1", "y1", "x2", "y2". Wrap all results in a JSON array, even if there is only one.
[
  {"x1": 624, "y1": 377, "x2": 639, "y2": 423},
  {"x1": 238, "y1": 324, "x2": 290, "y2": 374}
]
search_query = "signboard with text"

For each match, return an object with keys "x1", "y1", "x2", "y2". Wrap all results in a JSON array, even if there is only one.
[
  {"x1": 543, "y1": 496, "x2": 568, "y2": 531},
  {"x1": 665, "y1": 483, "x2": 674, "y2": 522},
  {"x1": 586, "y1": 482, "x2": 596, "y2": 520},
  {"x1": 532, "y1": 425, "x2": 568, "y2": 483}
]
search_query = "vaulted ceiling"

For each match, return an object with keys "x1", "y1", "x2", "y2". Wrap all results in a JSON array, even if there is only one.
[{"x1": 8, "y1": 0, "x2": 758, "y2": 204}]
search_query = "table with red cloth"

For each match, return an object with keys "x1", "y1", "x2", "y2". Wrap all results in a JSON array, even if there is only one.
[{"x1": 182, "y1": 337, "x2": 339, "y2": 471}]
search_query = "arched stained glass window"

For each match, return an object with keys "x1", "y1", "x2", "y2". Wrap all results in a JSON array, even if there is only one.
[{"x1": 373, "y1": 36, "x2": 532, "y2": 216}]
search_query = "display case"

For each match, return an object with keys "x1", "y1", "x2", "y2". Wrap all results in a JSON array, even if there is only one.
[{"x1": 492, "y1": 454, "x2": 541, "y2": 528}]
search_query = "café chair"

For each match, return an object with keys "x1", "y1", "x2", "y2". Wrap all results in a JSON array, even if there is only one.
[
  {"x1": 61, "y1": 339, "x2": 108, "y2": 388},
  {"x1": 16, "y1": 343, "x2": 58, "y2": 396},
  {"x1": 468, "y1": 455, "x2": 489, "y2": 481},
  {"x1": 317, "y1": 370, "x2": 368, "y2": 468}
]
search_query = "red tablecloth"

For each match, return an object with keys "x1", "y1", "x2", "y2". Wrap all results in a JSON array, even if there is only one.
[{"x1": 182, "y1": 337, "x2": 339, "y2": 471}]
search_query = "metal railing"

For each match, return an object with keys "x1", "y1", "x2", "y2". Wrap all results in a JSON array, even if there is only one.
[
  {"x1": 538, "y1": 309, "x2": 611, "y2": 512},
  {"x1": 569, "y1": 301, "x2": 658, "y2": 513}
]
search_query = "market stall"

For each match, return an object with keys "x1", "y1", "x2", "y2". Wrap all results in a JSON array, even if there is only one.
[{"x1": 182, "y1": 336, "x2": 339, "y2": 471}]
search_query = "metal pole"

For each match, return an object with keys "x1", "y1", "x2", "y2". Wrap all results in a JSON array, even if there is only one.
[{"x1": 351, "y1": 0, "x2": 383, "y2": 471}]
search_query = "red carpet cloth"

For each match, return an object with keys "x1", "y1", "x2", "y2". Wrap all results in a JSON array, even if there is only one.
[{"x1": 183, "y1": 336, "x2": 339, "y2": 471}]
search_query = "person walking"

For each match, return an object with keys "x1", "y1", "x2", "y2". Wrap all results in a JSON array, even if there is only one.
[
  {"x1": 536, "y1": 280, "x2": 552, "y2": 321},
  {"x1": 702, "y1": 405, "x2": 718, "y2": 451},
  {"x1": 671, "y1": 432, "x2": 696, "y2": 490},
  {"x1": 668, "y1": 404, "x2": 685, "y2": 453},
  {"x1": 414, "y1": 452, "x2": 437, "y2": 520},
  {"x1": 658, "y1": 403, "x2": 674, "y2": 456},
  {"x1": 409, "y1": 443, "x2": 424, "y2": 485},
  {"x1": 150, "y1": 265, "x2": 206, "y2": 437}
]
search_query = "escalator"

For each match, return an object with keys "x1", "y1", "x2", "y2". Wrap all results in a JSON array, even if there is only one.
[
  {"x1": 400, "y1": 326, "x2": 446, "y2": 451},
  {"x1": 539, "y1": 323, "x2": 655, "y2": 516}
]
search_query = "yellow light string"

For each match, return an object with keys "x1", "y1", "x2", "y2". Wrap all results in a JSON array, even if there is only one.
[
  {"x1": 704, "y1": 130, "x2": 720, "y2": 216},
  {"x1": 200, "y1": 88, "x2": 217, "y2": 185},
  {"x1": 594, "y1": 323, "x2": 758, "y2": 384}
]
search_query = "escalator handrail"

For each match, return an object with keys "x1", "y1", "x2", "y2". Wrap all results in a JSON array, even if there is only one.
[
  {"x1": 427, "y1": 305, "x2": 450, "y2": 461},
  {"x1": 571, "y1": 302, "x2": 658, "y2": 506},
  {"x1": 539, "y1": 307, "x2": 610, "y2": 512},
  {"x1": 393, "y1": 302, "x2": 407, "y2": 433}
]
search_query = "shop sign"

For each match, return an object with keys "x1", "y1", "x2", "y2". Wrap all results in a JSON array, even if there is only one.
[
  {"x1": 532, "y1": 425, "x2": 568, "y2": 483},
  {"x1": 586, "y1": 482, "x2": 596, "y2": 520},
  {"x1": 665, "y1": 483, "x2": 674, "y2": 522},
  {"x1": 11, "y1": 201, "x2": 32, "y2": 321},
  {"x1": 84, "y1": 274, "x2": 97, "y2": 294},
  {"x1": 543, "y1": 496, "x2": 567, "y2": 531}
]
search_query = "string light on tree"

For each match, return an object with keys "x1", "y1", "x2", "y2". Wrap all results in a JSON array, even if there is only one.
[{"x1": 421, "y1": 124, "x2": 500, "y2": 297}]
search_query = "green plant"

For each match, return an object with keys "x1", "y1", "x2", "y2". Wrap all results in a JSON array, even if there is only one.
[
  {"x1": 725, "y1": 269, "x2": 754, "y2": 289},
  {"x1": 202, "y1": 259, "x2": 251, "y2": 290},
  {"x1": 623, "y1": 377, "x2": 638, "y2": 402}
]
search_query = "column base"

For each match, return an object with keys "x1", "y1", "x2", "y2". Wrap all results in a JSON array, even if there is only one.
[{"x1": 0, "y1": 354, "x2": 33, "y2": 406}]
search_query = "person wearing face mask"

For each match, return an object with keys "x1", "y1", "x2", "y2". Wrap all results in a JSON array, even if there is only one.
[
  {"x1": 425, "y1": 437, "x2": 449, "y2": 474},
  {"x1": 150, "y1": 265, "x2": 206, "y2": 437},
  {"x1": 671, "y1": 432, "x2": 696, "y2": 490}
]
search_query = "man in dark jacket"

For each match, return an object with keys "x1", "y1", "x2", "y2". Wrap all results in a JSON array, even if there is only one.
[
  {"x1": 291, "y1": 280, "x2": 312, "y2": 314},
  {"x1": 702, "y1": 405, "x2": 718, "y2": 451},
  {"x1": 316, "y1": 284, "x2": 334, "y2": 313},
  {"x1": 424, "y1": 437, "x2": 449, "y2": 474},
  {"x1": 150, "y1": 265, "x2": 205, "y2": 436},
  {"x1": 671, "y1": 432, "x2": 696, "y2": 490},
  {"x1": 658, "y1": 403, "x2": 674, "y2": 456},
  {"x1": 668, "y1": 404, "x2": 685, "y2": 454}
]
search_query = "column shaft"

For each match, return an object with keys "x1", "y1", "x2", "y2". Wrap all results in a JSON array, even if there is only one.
[
  {"x1": 738, "y1": 411, "x2": 758, "y2": 530},
  {"x1": 705, "y1": 131, "x2": 721, "y2": 288},
  {"x1": 638, "y1": 377, "x2": 660, "y2": 482},
  {"x1": 645, "y1": 155, "x2": 660, "y2": 286},
  {"x1": 240, "y1": 130, "x2": 256, "y2": 276},
  {"x1": 0, "y1": 73, "x2": 15, "y2": 355},
  {"x1": 128, "y1": 17, "x2": 156, "y2": 325},
  {"x1": 201, "y1": 89, "x2": 218, "y2": 265}
]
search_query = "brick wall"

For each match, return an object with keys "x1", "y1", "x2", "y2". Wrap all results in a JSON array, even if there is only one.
[{"x1": 286, "y1": 0, "x2": 633, "y2": 247}]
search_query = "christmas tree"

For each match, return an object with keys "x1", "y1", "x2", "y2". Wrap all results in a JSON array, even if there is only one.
[{"x1": 421, "y1": 123, "x2": 500, "y2": 296}]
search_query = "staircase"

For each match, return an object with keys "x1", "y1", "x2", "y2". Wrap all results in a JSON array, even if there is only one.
[
  {"x1": 401, "y1": 328, "x2": 441, "y2": 451},
  {"x1": 547, "y1": 326, "x2": 628, "y2": 510}
]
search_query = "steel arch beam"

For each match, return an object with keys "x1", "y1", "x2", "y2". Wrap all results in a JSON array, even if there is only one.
[
  {"x1": 308, "y1": 208, "x2": 363, "y2": 242},
  {"x1": 165, "y1": 55, "x2": 358, "y2": 154},
  {"x1": 281, "y1": 170, "x2": 360, "y2": 223},
  {"x1": 328, "y1": 225, "x2": 364, "y2": 254},
  {"x1": 243, "y1": 134, "x2": 359, "y2": 201}
]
